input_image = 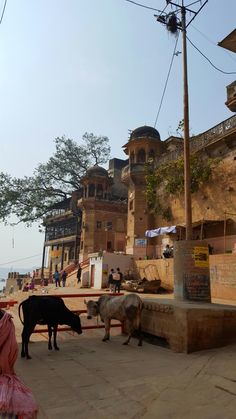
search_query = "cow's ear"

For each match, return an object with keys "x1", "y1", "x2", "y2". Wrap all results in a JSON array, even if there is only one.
[{"x1": 84, "y1": 299, "x2": 87, "y2": 306}]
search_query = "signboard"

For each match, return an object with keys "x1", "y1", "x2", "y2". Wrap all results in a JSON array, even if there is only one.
[
  {"x1": 193, "y1": 246, "x2": 209, "y2": 268},
  {"x1": 51, "y1": 250, "x2": 62, "y2": 258},
  {"x1": 135, "y1": 238, "x2": 147, "y2": 247}
]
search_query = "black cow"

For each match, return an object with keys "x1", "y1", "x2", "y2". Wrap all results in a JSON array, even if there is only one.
[{"x1": 18, "y1": 295, "x2": 82, "y2": 359}]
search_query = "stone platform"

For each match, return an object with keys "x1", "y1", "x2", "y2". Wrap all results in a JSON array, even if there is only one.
[{"x1": 141, "y1": 298, "x2": 236, "y2": 353}]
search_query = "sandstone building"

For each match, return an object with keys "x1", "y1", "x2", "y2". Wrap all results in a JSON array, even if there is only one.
[{"x1": 42, "y1": 83, "x2": 236, "y2": 274}]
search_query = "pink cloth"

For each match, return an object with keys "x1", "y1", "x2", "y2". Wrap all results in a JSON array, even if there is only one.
[{"x1": 0, "y1": 311, "x2": 38, "y2": 418}]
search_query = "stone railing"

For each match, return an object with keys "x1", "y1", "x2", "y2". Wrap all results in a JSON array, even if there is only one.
[
  {"x1": 157, "y1": 114, "x2": 236, "y2": 166},
  {"x1": 190, "y1": 114, "x2": 236, "y2": 152}
]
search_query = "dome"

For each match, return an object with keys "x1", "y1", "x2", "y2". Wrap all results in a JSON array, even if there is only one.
[
  {"x1": 86, "y1": 165, "x2": 108, "y2": 178},
  {"x1": 130, "y1": 126, "x2": 160, "y2": 141}
]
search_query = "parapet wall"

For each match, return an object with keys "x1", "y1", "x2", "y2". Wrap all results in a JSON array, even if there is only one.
[
  {"x1": 210, "y1": 254, "x2": 236, "y2": 300},
  {"x1": 135, "y1": 254, "x2": 236, "y2": 300}
]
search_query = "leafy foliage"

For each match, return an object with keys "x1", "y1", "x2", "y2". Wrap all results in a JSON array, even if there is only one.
[
  {"x1": 0, "y1": 133, "x2": 110, "y2": 225},
  {"x1": 145, "y1": 154, "x2": 215, "y2": 218}
]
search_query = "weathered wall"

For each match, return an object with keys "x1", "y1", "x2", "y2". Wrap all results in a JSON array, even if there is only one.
[
  {"x1": 210, "y1": 254, "x2": 236, "y2": 300},
  {"x1": 135, "y1": 259, "x2": 174, "y2": 290},
  {"x1": 156, "y1": 154, "x2": 236, "y2": 229},
  {"x1": 135, "y1": 254, "x2": 236, "y2": 300}
]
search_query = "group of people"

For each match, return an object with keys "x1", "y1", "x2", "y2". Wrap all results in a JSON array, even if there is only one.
[
  {"x1": 107, "y1": 267, "x2": 123, "y2": 293},
  {"x1": 53, "y1": 269, "x2": 68, "y2": 287}
]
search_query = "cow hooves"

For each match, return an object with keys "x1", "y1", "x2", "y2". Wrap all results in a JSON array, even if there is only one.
[
  {"x1": 138, "y1": 342, "x2": 142, "y2": 347},
  {"x1": 26, "y1": 355, "x2": 32, "y2": 360},
  {"x1": 102, "y1": 338, "x2": 109, "y2": 342},
  {"x1": 21, "y1": 353, "x2": 25, "y2": 358},
  {"x1": 48, "y1": 347, "x2": 52, "y2": 351},
  {"x1": 55, "y1": 347, "x2": 59, "y2": 351},
  {"x1": 123, "y1": 342, "x2": 128, "y2": 345}
]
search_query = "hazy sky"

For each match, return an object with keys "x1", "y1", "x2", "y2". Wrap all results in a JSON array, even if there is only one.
[{"x1": 0, "y1": 0, "x2": 236, "y2": 270}]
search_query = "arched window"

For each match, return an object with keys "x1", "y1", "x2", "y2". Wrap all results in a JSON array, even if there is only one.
[
  {"x1": 137, "y1": 148, "x2": 146, "y2": 163},
  {"x1": 148, "y1": 149, "x2": 155, "y2": 160},
  {"x1": 97, "y1": 184, "x2": 103, "y2": 198},
  {"x1": 88, "y1": 184, "x2": 95, "y2": 197}
]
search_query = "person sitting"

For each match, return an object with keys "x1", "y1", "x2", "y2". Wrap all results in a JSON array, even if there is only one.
[{"x1": 163, "y1": 244, "x2": 173, "y2": 259}]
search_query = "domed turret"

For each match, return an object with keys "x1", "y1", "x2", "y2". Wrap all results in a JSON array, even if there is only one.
[
  {"x1": 129, "y1": 126, "x2": 160, "y2": 141},
  {"x1": 86, "y1": 165, "x2": 108, "y2": 178}
]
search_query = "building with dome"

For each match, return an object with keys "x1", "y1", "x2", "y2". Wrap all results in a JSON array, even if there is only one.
[
  {"x1": 78, "y1": 160, "x2": 128, "y2": 261},
  {"x1": 42, "y1": 88, "x2": 236, "y2": 282},
  {"x1": 42, "y1": 158, "x2": 128, "y2": 277}
]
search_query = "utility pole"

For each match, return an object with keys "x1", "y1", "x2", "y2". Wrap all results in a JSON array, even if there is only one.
[
  {"x1": 155, "y1": 0, "x2": 208, "y2": 240},
  {"x1": 181, "y1": 3, "x2": 192, "y2": 240}
]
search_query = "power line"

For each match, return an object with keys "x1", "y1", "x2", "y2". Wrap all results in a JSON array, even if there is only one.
[
  {"x1": 191, "y1": 24, "x2": 236, "y2": 64},
  {"x1": 0, "y1": 0, "x2": 8, "y2": 25},
  {"x1": 0, "y1": 253, "x2": 42, "y2": 267},
  {"x1": 187, "y1": 35, "x2": 236, "y2": 75},
  {"x1": 154, "y1": 33, "x2": 180, "y2": 128},
  {"x1": 123, "y1": 0, "x2": 164, "y2": 13}
]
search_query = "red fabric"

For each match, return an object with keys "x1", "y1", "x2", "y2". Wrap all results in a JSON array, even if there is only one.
[{"x1": 0, "y1": 311, "x2": 38, "y2": 418}]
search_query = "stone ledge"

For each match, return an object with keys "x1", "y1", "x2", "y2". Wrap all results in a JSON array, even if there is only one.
[{"x1": 141, "y1": 298, "x2": 236, "y2": 353}]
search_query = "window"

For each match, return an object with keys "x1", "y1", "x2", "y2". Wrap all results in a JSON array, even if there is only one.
[
  {"x1": 137, "y1": 149, "x2": 146, "y2": 163},
  {"x1": 88, "y1": 184, "x2": 95, "y2": 197},
  {"x1": 97, "y1": 221, "x2": 102, "y2": 229},
  {"x1": 97, "y1": 184, "x2": 103, "y2": 198},
  {"x1": 106, "y1": 221, "x2": 112, "y2": 230},
  {"x1": 80, "y1": 241, "x2": 83, "y2": 250},
  {"x1": 107, "y1": 241, "x2": 112, "y2": 251}
]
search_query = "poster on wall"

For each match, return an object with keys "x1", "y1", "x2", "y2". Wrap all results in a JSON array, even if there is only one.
[{"x1": 193, "y1": 247, "x2": 209, "y2": 268}]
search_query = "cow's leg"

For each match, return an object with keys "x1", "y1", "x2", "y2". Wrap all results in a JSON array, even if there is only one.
[
  {"x1": 48, "y1": 325, "x2": 53, "y2": 350},
  {"x1": 23, "y1": 323, "x2": 36, "y2": 359},
  {"x1": 123, "y1": 320, "x2": 134, "y2": 345},
  {"x1": 53, "y1": 325, "x2": 59, "y2": 350},
  {"x1": 102, "y1": 319, "x2": 111, "y2": 341},
  {"x1": 137, "y1": 323, "x2": 143, "y2": 347}
]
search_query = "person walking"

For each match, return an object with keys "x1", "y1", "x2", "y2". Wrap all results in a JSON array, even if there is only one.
[
  {"x1": 53, "y1": 269, "x2": 60, "y2": 287},
  {"x1": 62, "y1": 270, "x2": 67, "y2": 287},
  {"x1": 114, "y1": 267, "x2": 123, "y2": 293},
  {"x1": 108, "y1": 268, "x2": 115, "y2": 292},
  {"x1": 77, "y1": 264, "x2": 82, "y2": 285}
]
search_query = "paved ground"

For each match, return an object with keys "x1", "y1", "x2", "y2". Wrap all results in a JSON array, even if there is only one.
[{"x1": 4, "y1": 287, "x2": 236, "y2": 418}]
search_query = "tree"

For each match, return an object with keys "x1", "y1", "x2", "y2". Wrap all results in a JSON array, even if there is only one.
[
  {"x1": 0, "y1": 133, "x2": 110, "y2": 225},
  {"x1": 145, "y1": 154, "x2": 216, "y2": 216}
]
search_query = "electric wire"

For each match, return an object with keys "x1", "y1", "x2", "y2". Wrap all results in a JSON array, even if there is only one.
[
  {"x1": 154, "y1": 33, "x2": 180, "y2": 128},
  {"x1": 187, "y1": 35, "x2": 236, "y2": 75},
  {"x1": 123, "y1": 0, "x2": 164, "y2": 13},
  {"x1": 0, "y1": 0, "x2": 7, "y2": 25},
  {"x1": 186, "y1": 0, "x2": 203, "y2": 7},
  {"x1": 0, "y1": 253, "x2": 42, "y2": 267},
  {"x1": 191, "y1": 24, "x2": 236, "y2": 64}
]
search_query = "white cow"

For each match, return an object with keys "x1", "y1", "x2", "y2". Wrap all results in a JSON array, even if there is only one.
[{"x1": 85, "y1": 294, "x2": 143, "y2": 346}]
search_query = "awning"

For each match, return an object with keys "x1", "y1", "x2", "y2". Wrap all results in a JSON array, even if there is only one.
[{"x1": 145, "y1": 225, "x2": 177, "y2": 238}]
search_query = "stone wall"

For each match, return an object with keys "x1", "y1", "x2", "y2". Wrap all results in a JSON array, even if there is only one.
[
  {"x1": 135, "y1": 258, "x2": 174, "y2": 290},
  {"x1": 210, "y1": 254, "x2": 236, "y2": 300},
  {"x1": 135, "y1": 254, "x2": 236, "y2": 300}
]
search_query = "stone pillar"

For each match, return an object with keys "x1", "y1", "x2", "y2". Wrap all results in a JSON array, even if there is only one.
[{"x1": 174, "y1": 240, "x2": 211, "y2": 302}]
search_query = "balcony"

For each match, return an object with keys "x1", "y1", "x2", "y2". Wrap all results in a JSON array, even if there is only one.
[{"x1": 226, "y1": 81, "x2": 236, "y2": 113}]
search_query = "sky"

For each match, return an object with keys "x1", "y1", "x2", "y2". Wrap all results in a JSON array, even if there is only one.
[{"x1": 0, "y1": 0, "x2": 236, "y2": 271}]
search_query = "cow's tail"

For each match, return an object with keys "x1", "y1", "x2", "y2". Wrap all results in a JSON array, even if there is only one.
[{"x1": 18, "y1": 301, "x2": 24, "y2": 325}]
